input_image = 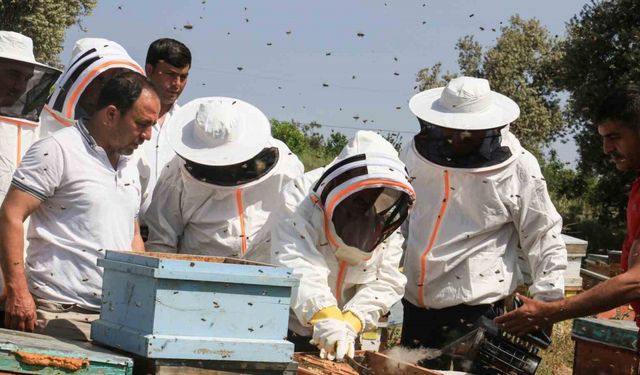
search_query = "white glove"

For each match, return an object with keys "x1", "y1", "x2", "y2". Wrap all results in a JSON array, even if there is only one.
[{"x1": 310, "y1": 318, "x2": 357, "y2": 361}]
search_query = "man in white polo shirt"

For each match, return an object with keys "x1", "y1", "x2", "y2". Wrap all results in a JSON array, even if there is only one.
[
  {"x1": 139, "y1": 38, "x2": 191, "y2": 235},
  {"x1": 0, "y1": 71, "x2": 160, "y2": 341}
]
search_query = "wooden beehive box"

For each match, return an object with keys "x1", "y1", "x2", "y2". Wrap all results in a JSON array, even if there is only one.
[
  {"x1": 0, "y1": 328, "x2": 133, "y2": 374},
  {"x1": 562, "y1": 234, "x2": 587, "y2": 293},
  {"x1": 91, "y1": 251, "x2": 298, "y2": 364},
  {"x1": 571, "y1": 317, "x2": 639, "y2": 375}
]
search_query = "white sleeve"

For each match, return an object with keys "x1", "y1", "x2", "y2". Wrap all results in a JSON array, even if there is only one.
[
  {"x1": 511, "y1": 160, "x2": 567, "y2": 302},
  {"x1": 271, "y1": 179, "x2": 338, "y2": 327},
  {"x1": 144, "y1": 159, "x2": 184, "y2": 253},
  {"x1": 12, "y1": 137, "x2": 64, "y2": 201},
  {"x1": 342, "y1": 230, "x2": 407, "y2": 329}
]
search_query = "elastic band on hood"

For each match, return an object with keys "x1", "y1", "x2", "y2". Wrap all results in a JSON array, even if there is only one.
[{"x1": 45, "y1": 38, "x2": 144, "y2": 124}]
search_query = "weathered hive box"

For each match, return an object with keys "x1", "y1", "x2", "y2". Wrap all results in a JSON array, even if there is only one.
[
  {"x1": 0, "y1": 328, "x2": 133, "y2": 374},
  {"x1": 91, "y1": 251, "x2": 298, "y2": 363},
  {"x1": 562, "y1": 234, "x2": 587, "y2": 293},
  {"x1": 571, "y1": 317, "x2": 639, "y2": 375}
]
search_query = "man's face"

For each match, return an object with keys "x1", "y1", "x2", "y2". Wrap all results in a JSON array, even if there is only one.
[
  {"x1": 442, "y1": 128, "x2": 487, "y2": 156},
  {"x1": 598, "y1": 120, "x2": 640, "y2": 171},
  {"x1": 77, "y1": 68, "x2": 124, "y2": 116},
  {"x1": 111, "y1": 88, "x2": 160, "y2": 155},
  {"x1": 0, "y1": 59, "x2": 34, "y2": 107},
  {"x1": 145, "y1": 60, "x2": 189, "y2": 106}
]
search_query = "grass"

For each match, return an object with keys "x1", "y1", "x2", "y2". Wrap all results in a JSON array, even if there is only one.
[{"x1": 537, "y1": 320, "x2": 574, "y2": 375}]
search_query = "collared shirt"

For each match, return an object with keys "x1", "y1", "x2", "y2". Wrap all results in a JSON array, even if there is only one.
[
  {"x1": 622, "y1": 177, "x2": 640, "y2": 326},
  {"x1": 139, "y1": 103, "x2": 179, "y2": 221},
  {"x1": 12, "y1": 120, "x2": 141, "y2": 311}
]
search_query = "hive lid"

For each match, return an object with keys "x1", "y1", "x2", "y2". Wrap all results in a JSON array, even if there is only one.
[
  {"x1": 99, "y1": 251, "x2": 299, "y2": 287},
  {"x1": 0, "y1": 328, "x2": 132, "y2": 367},
  {"x1": 562, "y1": 234, "x2": 588, "y2": 255},
  {"x1": 572, "y1": 317, "x2": 638, "y2": 351}
]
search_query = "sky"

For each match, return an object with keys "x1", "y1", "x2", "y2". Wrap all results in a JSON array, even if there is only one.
[{"x1": 60, "y1": 0, "x2": 589, "y2": 164}]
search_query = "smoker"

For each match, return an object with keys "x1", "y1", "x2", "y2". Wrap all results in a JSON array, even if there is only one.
[{"x1": 437, "y1": 298, "x2": 552, "y2": 375}]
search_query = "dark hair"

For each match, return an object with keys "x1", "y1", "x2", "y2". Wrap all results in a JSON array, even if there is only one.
[
  {"x1": 145, "y1": 38, "x2": 191, "y2": 68},
  {"x1": 96, "y1": 71, "x2": 158, "y2": 114},
  {"x1": 595, "y1": 83, "x2": 640, "y2": 129}
]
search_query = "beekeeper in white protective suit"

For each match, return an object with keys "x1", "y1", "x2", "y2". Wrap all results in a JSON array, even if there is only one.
[
  {"x1": 0, "y1": 31, "x2": 61, "y2": 298},
  {"x1": 399, "y1": 76, "x2": 567, "y2": 371},
  {"x1": 271, "y1": 131, "x2": 416, "y2": 361},
  {"x1": 144, "y1": 97, "x2": 304, "y2": 262}
]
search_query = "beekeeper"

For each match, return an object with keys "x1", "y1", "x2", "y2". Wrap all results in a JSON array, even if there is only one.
[
  {"x1": 0, "y1": 31, "x2": 60, "y2": 299},
  {"x1": 400, "y1": 76, "x2": 567, "y2": 370},
  {"x1": 144, "y1": 97, "x2": 304, "y2": 262},
  {"x1": 0, "y1": 31, "x2": 60, "y2": 200},
  {"x1": 271, "y1": 131, "x2": 415, "y2": 361},
  {"x1": 40, "y1": 38, "x2": 144, "y2": 136}
]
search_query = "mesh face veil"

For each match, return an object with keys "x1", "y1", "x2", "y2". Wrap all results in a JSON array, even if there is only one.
[
  {"x1": 414, "y1": 119, "x2": 513, "y2": 169},
  {"x1": 312, "y1": 152, "x2": 416, "y2": 265},
  {"x1": 332, "y1": 186, "x2": 411, "y2": 252},
  {"x1": 183, "y1": 147, "x2": 279, "y2": 186},
  {"x1": 0, "y1": 57, "x2": 60, "y2": 122}
]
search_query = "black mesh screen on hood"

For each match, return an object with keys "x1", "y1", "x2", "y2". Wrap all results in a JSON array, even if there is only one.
[
  {"x1": 183, "y1": 147, "x2": 279, "y2": 187},
  {"x1": 414, "y1": 120, "x2": 512, "y2": 169},
  {"x1": 0, "y1": 57, "x2": 61, "y2": 122}
]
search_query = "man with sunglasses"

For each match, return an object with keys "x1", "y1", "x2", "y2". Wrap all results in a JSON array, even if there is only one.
[
  {"x1": 399, "y1": 77, "x2": 567, "y2": 372},
  {"x1": 144, "y1": 97, "x2": 303, "y2": 262},
  {"x1": 271, "y1": 131, "x2": 416, "y2": 361}
]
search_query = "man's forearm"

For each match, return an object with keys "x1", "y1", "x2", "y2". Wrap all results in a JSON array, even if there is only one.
[
  {"x1": 0, "y1": 213, "x2": 28, "y2": 290},
  {"x1": 548, "y1": 269, "x2": 640, "y2": 323}
]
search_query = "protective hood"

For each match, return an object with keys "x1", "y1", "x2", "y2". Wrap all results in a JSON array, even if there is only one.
[
  {"x1": 312, "y1": 131, "x2": 416, "y2": 265},
  {"x1": 41, "y1": 38, "x2": 143, "y2": 130},
  {"x1": 0, "y1": 31, "x2": 61, "y2": 124}
]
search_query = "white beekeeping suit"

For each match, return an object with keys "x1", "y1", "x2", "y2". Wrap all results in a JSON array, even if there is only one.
[
  {"x1": 144, "y1": 97, "x2": 304, "y2": 263},
  {"x1": 398, "y1": 77, "x2": 567, "y2": 372},
  {"x1": 0, "y1": 31, "x2": 61, "y2": 295},
  {"x1": 271, "y1": 131, "x2": 415, "y2": 361}
]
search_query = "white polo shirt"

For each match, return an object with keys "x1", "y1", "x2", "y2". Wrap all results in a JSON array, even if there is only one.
[
  {"x1": 139, "y1": 103, "x2": 179, "y2": 222},
  {"x1": 12, "y1": 120, "x2": 141, "y2": 311}
]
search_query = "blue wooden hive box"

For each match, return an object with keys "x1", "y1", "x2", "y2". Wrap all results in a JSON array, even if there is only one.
[
  {"x1": 91, "y1": 251, "x2": 298, "y2": 363},
  {"x1": 0, "y1": 328, "x2": 133, "y2": 375}
]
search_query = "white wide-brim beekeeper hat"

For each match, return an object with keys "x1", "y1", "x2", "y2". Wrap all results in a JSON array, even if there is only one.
[
  {"x1": 409, "y1": 76, "x2": 520, "y2": 131},
  {"x1": 166, "y1": 97, "x2": 272, "y2": 166},
  {"x1": 0, "y1": 31, "x2": 56, "y2": 70}
]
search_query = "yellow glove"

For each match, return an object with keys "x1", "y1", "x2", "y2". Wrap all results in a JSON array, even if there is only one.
[
  {"x1": 309, "y1": 306, "x2": 343, "y2": 324},
  {"x1": 342, "y1": 311, "x2": 363, "y2": 333},
  {"x1": 309, "y1": 306, "x2": 356, "y2": 361}
]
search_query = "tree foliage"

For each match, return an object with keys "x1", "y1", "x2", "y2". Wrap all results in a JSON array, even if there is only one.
[
  {"x1": 0, "y1": 0, "x2": 97, "y2": 66},
  {"x1": 556, "y1": 0, "x2": 640, "y2": 249},
  {"x1": 416, "y1": 15, "x2": 564, "y2": 151},
  {"x1": 271, "y1": 120, "x2": 344, "y2": 171},
  {"x1": 272, "y1": 119, "x2": 403, "y2": 171}
]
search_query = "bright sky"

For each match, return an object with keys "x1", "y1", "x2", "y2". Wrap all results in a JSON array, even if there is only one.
[{"x1": 60, "y1": 0, "x2": 589, "y2": 163}]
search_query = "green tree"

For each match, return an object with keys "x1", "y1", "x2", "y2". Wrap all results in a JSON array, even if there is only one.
[
  {"x1": 271, "y1": 119, "x2": 346, "y2": 171},
  {"x1": 326, "y1": 131, "x2": 348, "y2": 156},
  {"x1": 271, "y1": 119, "x2": 307, "y2": 156},
  {"x1": 557, "y1": 0, "x2": 640, "y2": 250},
  {"x1": 416, "y1": 15, "x2": 564, "y2": 151},
  {"x1": 0, "y1": 0, "x2": 97, "y2": 66}
]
